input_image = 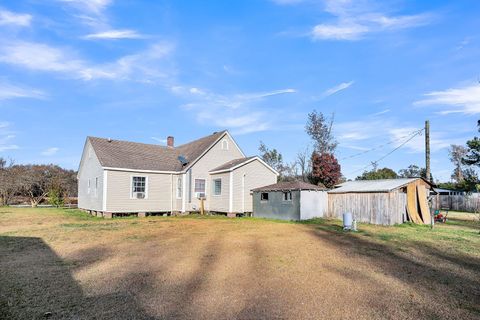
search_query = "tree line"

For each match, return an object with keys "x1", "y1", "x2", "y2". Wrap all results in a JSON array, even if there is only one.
[
  {"x1": 0, "y1": 158, "x2": 77, "y2": 207},
  {"x1": 442, "y1": 120, "x2": 480, "y2": 191},
  {"x1": 258, "y1": 112, "x2": 480, "y2": 191}
]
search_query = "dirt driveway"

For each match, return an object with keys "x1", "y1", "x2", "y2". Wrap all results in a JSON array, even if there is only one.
[{"x1": 1, "y1": 208, "x2": 479, "y2": 319}]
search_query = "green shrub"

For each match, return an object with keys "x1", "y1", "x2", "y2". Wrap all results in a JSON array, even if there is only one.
[{"x1": 48, "y1": 189, "x2": 64, "y2": 207}]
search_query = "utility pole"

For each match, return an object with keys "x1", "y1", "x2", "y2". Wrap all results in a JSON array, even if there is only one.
[
  {"x1": 425, "y1": 120, "x2": 431, "y2": 182},
  {"x1": 425, "y1": 120, "x2": 435, "y2": 229}
]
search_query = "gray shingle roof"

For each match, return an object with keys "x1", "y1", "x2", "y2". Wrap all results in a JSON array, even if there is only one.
[
  {"x1": 328, "y1": 178, "x2": 423, "y2": 193},
  {"x1": 88, "y1": 130, "x2": 227, "y2": 172},
  {"x1": 210, "y1": 156, "x2": 256, "y2": 172},
  {"x1": 252, "y1": 181, "x2": 327, "y2": 192}
]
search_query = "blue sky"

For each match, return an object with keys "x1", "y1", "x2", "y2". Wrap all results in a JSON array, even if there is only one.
[{"x1": 0, "y1": 0, "x2": 479, "y2": 181}]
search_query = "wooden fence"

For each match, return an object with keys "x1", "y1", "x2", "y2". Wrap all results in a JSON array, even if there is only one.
[{"x1": 431, "y1": 193, "x2": 480, "y2": 212}]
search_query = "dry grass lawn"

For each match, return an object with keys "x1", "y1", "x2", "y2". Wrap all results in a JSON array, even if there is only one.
[{"x1": 0, "y1": 208, "x2": 479, "y2": 319}]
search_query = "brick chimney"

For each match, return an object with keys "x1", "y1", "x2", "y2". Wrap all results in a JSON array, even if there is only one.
[{"x1": 167, "y1": 136, "x2": 174, "y2": 148}]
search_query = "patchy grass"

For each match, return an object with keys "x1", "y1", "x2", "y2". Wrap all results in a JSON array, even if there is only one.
[{"x1": 0, "y1": 207, "x2": 479, "y2": 319}]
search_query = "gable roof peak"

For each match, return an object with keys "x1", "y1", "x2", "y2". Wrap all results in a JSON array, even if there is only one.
[{"x1": 86, "y1": 130, "x2": 232, "y2": 172}]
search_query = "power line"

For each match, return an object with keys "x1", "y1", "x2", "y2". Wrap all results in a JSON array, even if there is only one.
[
  {"x1": 340, "y1": 128, "x2": 423, "y2": 161},
  {"x1": 347, "y1": 128, "x2": 425, "y2": 176}
]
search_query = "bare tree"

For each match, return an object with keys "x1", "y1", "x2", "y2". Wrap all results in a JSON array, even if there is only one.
[
  {"x1": 0, "y1": 158, "x2": 16, "y2": 206},
  {"x1": 449, "y1": 144, "x2": 468, "y2": 183},
  {"x1": 305, "y1": 111, "x2": 337, "y2": 154},
  {"x1": 17, "y1": 164, "x2": 66, "y2": 207},
  {"x1": 296, "y1": 148, "x2": 311, "y2": 182}
]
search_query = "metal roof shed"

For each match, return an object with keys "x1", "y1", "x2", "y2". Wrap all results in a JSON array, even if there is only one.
[{"x1": 327, "y1": 178, "x2": 434, "y2": 225}]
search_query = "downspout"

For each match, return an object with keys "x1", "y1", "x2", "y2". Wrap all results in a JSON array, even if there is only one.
[
  {"x1": 182, "y1": 173, "x2": 186, "y2": 212},
  {"x1": 229, "y1": 171, "x2": 233, "y2": 213},
  {"x1": 170, "y1": 174, "x2": 173, "y2": 214}
]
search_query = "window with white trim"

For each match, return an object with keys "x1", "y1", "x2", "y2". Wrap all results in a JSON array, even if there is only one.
[
  {"x1": 177, "y1": 177, "x2": 183, "y2": 199},
  {"x1": 213, "y1": 179, "x2": 222, "y2": 196},
  {"x1": 221, "y1": 139, "x2": 229, "y2": 150},
  {"x1": 95, "y1": 177, "x2": 98, "y2": 197},
  {"x1": 261, "y1": 192, "x2": 269, "y2": 201},
  {"x1": 132, "y1": 176, "x2": 147, "y2": 199},
  {"x1": 194, "y1": 179, "x2": 206, "y2": 193},
  {"x1": 87, "y1": 179, "x2": 91, "y2": 194},
  {"x1": 283, "y1": 191, "x2": 292, "y2": 201}
]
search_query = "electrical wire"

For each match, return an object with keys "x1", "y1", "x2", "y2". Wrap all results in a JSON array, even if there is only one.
[
  {"x1": 340, "y1": 129, "x2": 423, "y2": 161},
  {"x1": 346, "y1": 128, "x2": 425, "y2": 176}
]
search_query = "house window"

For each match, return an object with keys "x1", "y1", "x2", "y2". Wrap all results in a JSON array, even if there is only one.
[
  {"x1": 132, "y1": 176, "x2": 147, "y2": 199},
  {"x1": 194, "y1": 179, "x2": 206, "y2": 193},
  {"x1": 87, "y1": 179, "x2": 91, "y2": 194},
  {"x1": 221, "y1": 139, "x2": 229, "y2": 150},
  {"x1": 213, "y1": 179, "x2": 222, "y2": 196},
  {"x1": 95, "y1": 177, "x2": 98, "y2": 197},
  {"x1": 177, "y1": 177, "x2": 183, "y2": 199},
  {"x1": 261, "y1": 192, "x2": 269, "y2": 201},
  {"x1": 283, "y1": 191, "x2": 292, "y2": 201}
]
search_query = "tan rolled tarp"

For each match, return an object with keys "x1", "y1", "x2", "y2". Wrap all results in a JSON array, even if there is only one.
[
  {"x1": 406, "y1": 183, "x2": 423, "y2": 224},
  {"x1": 417, "y1": 185, "x2": 431, "y2": 224}
]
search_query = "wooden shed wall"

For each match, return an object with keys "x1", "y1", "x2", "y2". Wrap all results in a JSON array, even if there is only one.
[{"x1": 327, "y1": 191, "x2": 407, "y2": 225}]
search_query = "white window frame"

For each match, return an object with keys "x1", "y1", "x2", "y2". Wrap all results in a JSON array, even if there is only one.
[
  {"x1": 221, "y1": 139, "x2": 229, "y2": 150},
  {"x1": 213, "y1": 178, "x2": 222, "y2": 196},
  {"x1": 260, "y1": 192, "x2": 269, "y2": 201},
  {"x1": 130, "y1": 175, "x2": 148, "y2": 199},
  {"x1": 94, "y1": 177, "x2": 99, "y2": 197},
  {"x1": 194, "y1": 178, "x2": 206, "y2": 193},
  {"x1": 87, "y1": 179, "x2": 91, "y2": 195},
  {"x1": 283, "y1": 191, "x2": 292, "y2": 202},
  {"x1": 176, "y1": 177, "x2": 182, "y2": 199}
]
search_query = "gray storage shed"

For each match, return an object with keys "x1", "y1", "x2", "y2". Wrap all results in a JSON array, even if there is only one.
[{"x1": 252, "y1": 181, "x2": 328, "y2": 221}]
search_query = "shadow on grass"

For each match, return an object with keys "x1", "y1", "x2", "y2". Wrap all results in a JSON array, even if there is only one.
[
  {"x1": 0, "y1": 236, "x2": 155, "y2": 319},
  {"x1": 0, "y1": 233, "x2": 286, "y2": 320},
  {"x1": 309, "y1": 227, "x2": 480, "y2": 318}
]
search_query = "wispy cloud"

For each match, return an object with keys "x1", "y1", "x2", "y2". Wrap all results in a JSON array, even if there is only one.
[
  {"x1": 0, "y1": 40, "x2": 174, "y2": 82},
  {"x1": 41, "y1": 147, "x2": 59, "y2": 156},
  {"x1": 415, "y1": 83, "x2": 480, "y2": 115},
  {"x1": 323, "y1": 81, "x2": 354, "y2": 97},
  {"x1": 0, "y1": 82, "x2": 46, "y2": 100},
  {"x1": 59, "y1": 0, "x2": 112, "y2": 15},
  {"x1": 59, "y1": 0, "x2": 146, "y2": 41},
  {"x1": 83, "y1": 29, "x2": 145, "y2": 40},
  {"x1": 0, "y1": 41, "x2": 84, "y2": 73},
  {"x1": 0, "y1": 9, "x2": 32, "y2": 27},
  {"x1": 311, "y1": 0, "x2": 432, "y2": 41},
  {"x1": 370, "y1": 109, "x2": 390, "y2": 116},
  {"x1": 0, "y1": 122, "x2": 18, "y2": 152},
  {"x1": 174, "y1": 87, "x2": 297, "y2": 135}
]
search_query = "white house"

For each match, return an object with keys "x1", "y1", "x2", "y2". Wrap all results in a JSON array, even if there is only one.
[{"x1": 77, "y1": 130, "x2": 278, "y2": 218}]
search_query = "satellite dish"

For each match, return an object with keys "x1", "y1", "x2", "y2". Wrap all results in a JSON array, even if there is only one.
[{"x1": 178, "y1": 155, "x2": 188, "y2": 166}]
